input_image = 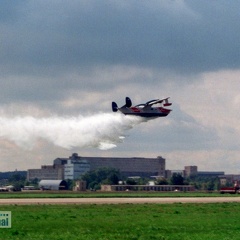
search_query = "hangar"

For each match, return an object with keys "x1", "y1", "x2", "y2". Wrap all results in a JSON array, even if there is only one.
[{"x1": 39, "y1": 180, "x2": 68, "y2": 190}]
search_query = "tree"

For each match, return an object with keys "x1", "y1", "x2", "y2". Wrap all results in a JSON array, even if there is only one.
[
  {"x1": 156, "y1": 177, "x2": 169, "y2": 185},
  {"x1": 107, "y1": 172, "x2": 119, "y2": 185},
  {"x1": 81, "y1": 168, "x2": 121, "y2": 190},
  {"x1": 30, "y1": 178, "x2": 39, "y2": 186},
  {"x1": 126, "y1": 178, "x2": 137, "y2": 185},
  {"x1": 186, "y1": 175, "x2": 220, "y2": 191},
  {"x1": 206, "y1": 180, "x2": 215, "y2": 191},
  {"x1": 8, "y1": 173, "x2": 26, "y2": 191},
  {"x1": 9, "y1": 173, "x2": 26, "y2": 182},
  {"x1": 170, "y1": 173, "x2": 184, "y2": 185},
  {"x1": 66, "y1": 179, "x2": 74, "y2": 190}
]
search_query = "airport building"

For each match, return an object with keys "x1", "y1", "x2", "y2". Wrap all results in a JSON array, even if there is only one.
[
  {"x1": 39, "y1": 180, "x2": 68, "y2": 190},
  {"x1": 218, "y1": 174, "x2": 240, "y2": 186},
  {"x1": 27, "y1": 153, "x2": 166, "y2": 181},
  {"x1": 101, "y1": 184, "x2": 195, "y2": 192},
  {"x1": 65, "y1": 153, "x2": 166, "y2": 179},
  {"x1": 27, "y1": 153, "x2": 225, "y2": 182},
  {"x1": 27, "y1": 164, "x2": 65, "y2": 181},
  {"x1": 197, "y1": 171, "x2": 225, "y2": 177},
  {"x1": 64, "y1": 159, "x2": 90, "y2": 180},
  {"x1": 184, "y1": 166, "x2": 198, "y2": 177}
]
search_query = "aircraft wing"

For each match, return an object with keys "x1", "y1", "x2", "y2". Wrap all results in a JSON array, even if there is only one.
[{"x1": 146, "y1": 98, "x2": 170, "y2": 106}]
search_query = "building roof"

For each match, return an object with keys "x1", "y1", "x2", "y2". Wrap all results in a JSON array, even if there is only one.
[
  {"x1": 39, "y1": 179, "x2": 62, "y2": 184},
  {"x1": 39, "y1": 180, "x2": 66, "y2": 188}
]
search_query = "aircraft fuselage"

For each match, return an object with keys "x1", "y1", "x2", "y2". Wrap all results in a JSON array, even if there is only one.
[
  {"x1": 112, "y1": 97, "x2": 172, "y2": 118},
  {"x1": 119, "y1": 106, "x2": 171, "y2": 117}
]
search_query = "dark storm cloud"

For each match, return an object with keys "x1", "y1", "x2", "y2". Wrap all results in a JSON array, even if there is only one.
[
  {"x1": 0, "y1": 0, "x2": 240, "y2": 105},
  {"x1": 1, "y1": 0, "x2": 240, "y2": 76}
]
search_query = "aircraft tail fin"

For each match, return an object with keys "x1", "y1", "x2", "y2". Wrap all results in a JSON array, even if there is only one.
[
  {"x1": 112, "y1": 97, "x2": 132, "y2": 112},
  {"x1": 125, "y1": 97, "x2": 132, "y2": 108},
  {"x1": 112, "y1": 102, "x2": 118, "y2": 112}
]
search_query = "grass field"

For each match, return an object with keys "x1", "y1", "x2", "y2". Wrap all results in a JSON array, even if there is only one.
[
  {"x1": 1, "y1": 202, "x2": 240, "y2": 240},
  {"x1": 0, "y1": 191, "x2": 236, "y2": 199}
]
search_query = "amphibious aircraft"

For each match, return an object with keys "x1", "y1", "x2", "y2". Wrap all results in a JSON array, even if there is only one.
[{"x1": 112, "y1": 97, "x2": 172, "y2": 118}]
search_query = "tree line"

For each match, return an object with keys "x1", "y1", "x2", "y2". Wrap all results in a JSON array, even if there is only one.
[
  {"x1": 80, "y1": 169, "x2": 221, "y2": 191},
  {"x1": 0, "y1": 168, "x2": 221, "y2": 191}
]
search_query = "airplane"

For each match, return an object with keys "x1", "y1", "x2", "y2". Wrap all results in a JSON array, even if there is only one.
[{"x1": 112, "y1": 97, "x2": 172, "y2": 118}]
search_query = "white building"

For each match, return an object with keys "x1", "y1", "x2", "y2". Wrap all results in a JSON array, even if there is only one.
[
  {"x1": 39, "y1": 180, "x2": 68, "y2": 190},
  {"x1": 64, "y1": 159, "x2": 90, "y2": 180}
]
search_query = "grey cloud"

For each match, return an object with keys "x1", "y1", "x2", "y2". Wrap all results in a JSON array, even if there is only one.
[
  {"x1": 0, "y1": 1, "x2": 240, "y2": 107},
  {"x1": 0, "y1": 1, "x2": 23, "y2": 23},
  {"x1": 1, "y1": 0, "x2": 240, "y2": 77}
]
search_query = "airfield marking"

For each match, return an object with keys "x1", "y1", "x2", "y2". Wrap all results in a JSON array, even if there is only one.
[{"x1": 0, "y1": 197, "x2": 240, "y2": 205}]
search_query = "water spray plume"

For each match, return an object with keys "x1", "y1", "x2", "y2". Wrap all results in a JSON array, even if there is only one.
[{"x1": 0, "y1": 113, "x2": 144, "y2": 150}]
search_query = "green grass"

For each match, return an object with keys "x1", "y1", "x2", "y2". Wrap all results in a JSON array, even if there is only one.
[
  {"x1": 1, "y1": 203, "x2": 240, "y2": 239},
  {"x1": 0, "y1": 191, "x2": 236, "y2": 198}
]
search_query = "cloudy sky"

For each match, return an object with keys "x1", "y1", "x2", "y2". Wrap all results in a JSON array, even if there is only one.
[{"x1": 0, "y1": 0, "x2": 240, "y2": 173}]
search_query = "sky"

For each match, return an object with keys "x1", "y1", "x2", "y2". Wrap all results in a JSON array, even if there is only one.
[{"x1": 0, "y1": 0, "x2": 240, "y2": 173}]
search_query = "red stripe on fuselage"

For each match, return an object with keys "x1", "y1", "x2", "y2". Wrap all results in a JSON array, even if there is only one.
[{"x1": 130, "y1": 107, "x2": 141, "y2": 113}]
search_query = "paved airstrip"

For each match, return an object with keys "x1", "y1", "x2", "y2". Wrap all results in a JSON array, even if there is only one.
[{"x1": 1, "y1": 197, "x2": 240, "y2": 205}]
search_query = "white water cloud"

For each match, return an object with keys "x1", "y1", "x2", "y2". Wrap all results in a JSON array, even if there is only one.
[{"x1": 0, "y1": 113, "x2": 143, "y2": 150}]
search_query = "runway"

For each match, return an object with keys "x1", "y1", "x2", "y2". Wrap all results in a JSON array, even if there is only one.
[{"x1": 1, "y1": 197, "x2": 240, "y2": 205}]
